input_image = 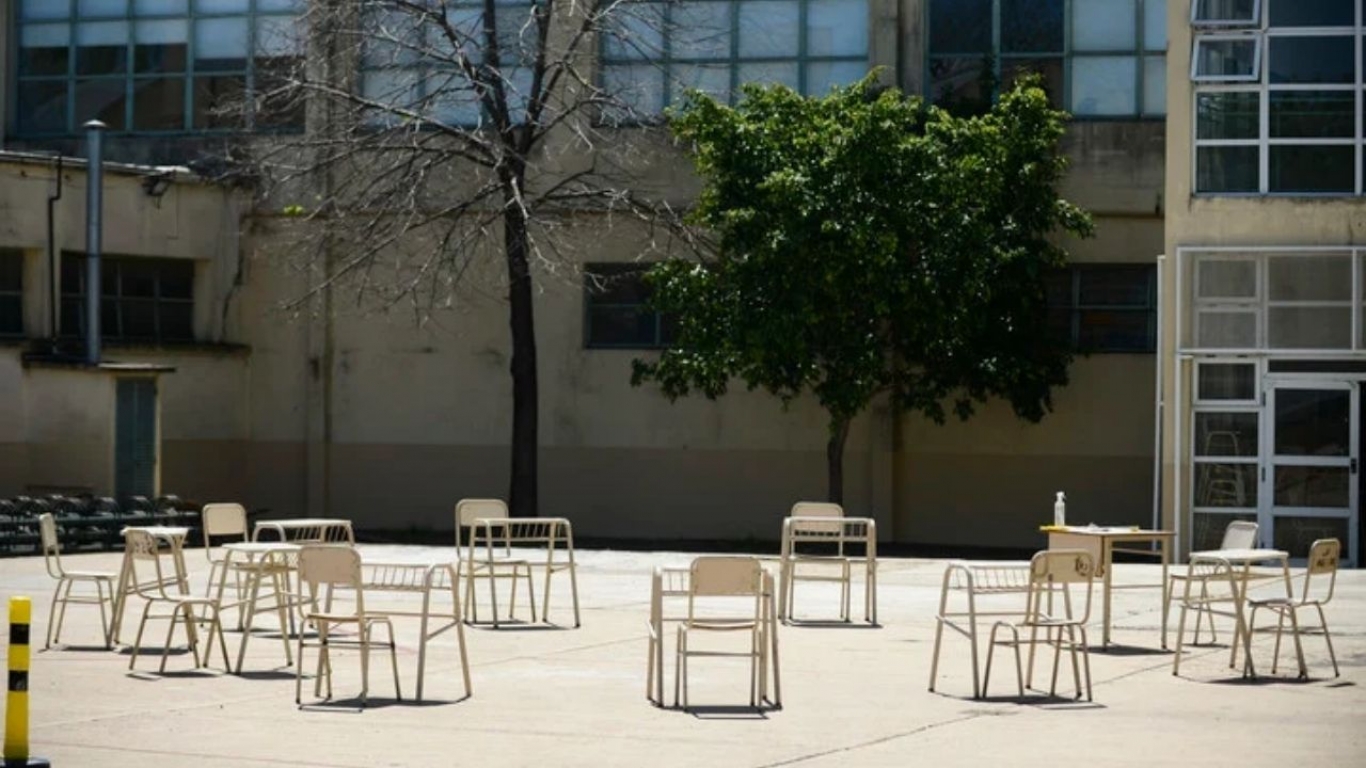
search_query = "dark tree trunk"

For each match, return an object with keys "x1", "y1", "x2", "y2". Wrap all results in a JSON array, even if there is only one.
[
  {"x1": 827, "y1": 415, "x2": 850, "y2": 505},
  {"x1": 503, "y1": 188, "x2": 538, "y2": 518}
]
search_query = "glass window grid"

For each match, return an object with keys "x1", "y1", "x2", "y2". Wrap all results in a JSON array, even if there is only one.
[
  {"x1": 1048, "y1": 263, "x2": 1157, "y2": 353},
  {"x1": 1190, "y1": 0, "x2": 1262, "y2": 28},
  {"x1": 596, "y1": 0, "x2": 871, "y2": 118},
  {"x1": 0, "y1": 249, "x2": 23, "y2": 338},
  {"x1": 1190, "y1": 400, "x2": 1262, "y2": 515},
  {"x1": 925, "y1": 0, "x2": 1167, "y2": 119},
  {"x1": 1191, "y1": 4, "x2": 1366, "y2": 196},
  {"x1": 11, "y1": 0, "x2": 303, "y2": 137},
  {"x1": 583, "y1": 263, "x2": 672, "y2": 349},
  {"x1": 60, "y1": 253, "x2": 195, "y2": 343},
  {"x1": 1187, "y1": 249, "x2": 1366, "y2": 353},
  {"x1": 357, "y1": 1, "x2": 535, "y2": 128}
]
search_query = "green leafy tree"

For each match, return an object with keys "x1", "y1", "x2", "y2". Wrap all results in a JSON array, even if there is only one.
[{"x1": 631, "y1": 75, "x2": 1092, "y2": 504}]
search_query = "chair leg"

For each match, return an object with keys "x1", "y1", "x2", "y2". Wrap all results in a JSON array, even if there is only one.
[
  {"x1": 387, "y1": 622, "x2": 402, "y2": 701},
  {"x1": 1065, "y1": 625, "x2": 1082, "y2": 700},
  {"x1": 1172, "y1": 577, "x2": 1195, "y2": 676},
  {"x1": 1286, "y1": 606, "x2": 1307, "y2": 679},
  {"x1": 359, "y1": 621, "x2": 371, "y2": 709},
  {"x1": 1160, "y1": 577, "x2": 1172, "y2": 650},
  {"x1": 130, "y1": 601, "x2": 152, "y2": 670},
  {"x1": 53, "y1": 579, "x2": 75, "y2": 648},
  {"x1": 1076, "y1": 626, "x2": 1093, "y2": 702},
  {"x1": 295, "y1": 627, "x2": 306, "y2": 706},
  {"x1": 96, "y1": 579, "x2": 112, "y2": 650},
  {"x1": 1313, "y1": 604, "x2": 1339, "y2": 677},
  {"x1": 45, "y1": 579, "x2": 65, "y2": 650}
]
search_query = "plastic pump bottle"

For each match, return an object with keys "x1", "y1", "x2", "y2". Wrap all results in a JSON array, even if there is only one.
[{"x1": 1053, "y1": 492, "x2": 1067, "y2": 527}]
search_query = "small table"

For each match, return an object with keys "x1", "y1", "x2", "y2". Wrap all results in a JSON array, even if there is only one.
[
  {"x1": 779, "y1": 516, "x2": 877, "y2": 625},
  {"x1": 253, "y1": 518, "x2": 354, "y2": 544},
  {"x1": 464, "y1": 517, "x2": 579, "y2": 628},
  {"x1": 1045, "y1": 526, "x2": 1173, "y2": 647},
  {"x1": 646, "y1": 565, "x2": 781, "y2": 708},
  {"x1": 223, "y1": 541, "x2": 303, "y2": 674},
  {"x1": 110, "y1": 525, "x2": 191, "y2": 645},
  {"x1": 1172, "y1": 547, "x2": 1294, "y2": 679}
]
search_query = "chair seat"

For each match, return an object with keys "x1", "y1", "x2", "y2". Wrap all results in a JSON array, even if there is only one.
[
  {"x1": 683, "y1": 620, "x2": 760, "y2": 632},
  {"x1": 65, "y1": 570, "x2": 116, "y2": 580}
]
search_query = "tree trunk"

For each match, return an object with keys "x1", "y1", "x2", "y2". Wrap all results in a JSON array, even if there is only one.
[
  {"x1": 826, "y1": 415, "x2": 850, "y2": 505},
  {"x1": 503, "y1": 194, "x2": 539, "y2": 518}
]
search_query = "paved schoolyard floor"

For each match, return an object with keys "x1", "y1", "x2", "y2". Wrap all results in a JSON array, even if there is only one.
[{"x1": 2, "y1": 544, "x2": 1363, "y2": 767}]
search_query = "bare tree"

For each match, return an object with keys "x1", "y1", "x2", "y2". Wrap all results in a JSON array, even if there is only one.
[{"x1": 226, "y1": 0, "x2": 694, "y2": 517}]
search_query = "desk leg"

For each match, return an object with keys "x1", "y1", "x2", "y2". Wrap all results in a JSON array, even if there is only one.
[
  {"x1": 768, "y1": 586, "x2": 781, "y2": 707},
  {"x1": 1160, "y1": 538, "x2": 1171, "y2": 649},
  {"x1": 110, "y1": 551, "x2": 133, "y2": 645},
  {"x1": 417, "y1": 570, "x2": 433, "y2": 702},
  {"x1": 1102, "y1": 539, "x2": 1113, "y2": 648},
  {"x1": 1232, "y1": 564, "x2": 1256, "y2": 677}
]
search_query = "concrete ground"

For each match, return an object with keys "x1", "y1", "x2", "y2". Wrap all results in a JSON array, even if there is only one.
[{"x1": 2, "y1": 544, "x2": 1363, "y2": 767}]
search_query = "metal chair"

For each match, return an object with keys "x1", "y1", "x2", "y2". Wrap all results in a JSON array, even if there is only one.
[
  {"x1": 983, "y1": 549, "x2": 1095, "y2": 701},
  {"x1": 295, "y1": 545, "x2": 401, "y2": 708},
  {"x1": 674, "y1": 556, "x2": 778, "y2": 709},
  {"x1": 455, "y1": 498, "x2": 536, "y2": 627},
  {"x1": 781, "y1": 501, "x2": 854, "y2": 622},
  {"x1": 123, "y1": 528, "x2": 231, "y2": 673},
  {"x1": 1162, "y1": 519, "x2": 1258, "y2": 648},
  {"x1": 201, "y1": 503, "x2": 250, "y2": 605},
  {"x1": 1247, "y1": 538, "x2": 1341, "y2": 679},
  {"x1": 38, "y1": 513, "x2": 115, "y2": 649}
]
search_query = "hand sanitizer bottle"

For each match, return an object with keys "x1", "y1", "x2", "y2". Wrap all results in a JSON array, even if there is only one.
[{"x1": 1054, "y1": 492, "x2": 1066, "y2": 527}]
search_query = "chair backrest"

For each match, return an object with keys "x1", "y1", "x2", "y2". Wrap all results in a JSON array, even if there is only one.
[
  {"x1": 455, "y1": 498, "x2": 508, "y2": 548},
  {"x1": 298, "y1": 544, "x2": 367, "y2": 616},
  {"x1": 124, "y1": 528, "x2": 176, "y2": 600},
  {"x1": 1220, "y1": 520, "x2": 1259, "y2": 550},
  {"x1": 687, "y1": 556, "x2": 764, "y2": 623},
  {"x1": 38, "y1": 513, "x2": 64, "y2": 578},
  {"x1": 790, "y1": 501, "x2": 844, "y2": 535},
  {"x1": 201, "y1": 503, "x2": 248, "y2": 550},
  {"x1": 1027, "y1": 549, "x2": 1094, "y2": 624},
  {"x1": 1301, "y1": 538, "x2": 1341, "y2": 604}
]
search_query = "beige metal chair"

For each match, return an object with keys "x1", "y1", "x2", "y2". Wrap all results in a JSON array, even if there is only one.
[
  {"x1": 1162, "y1": 519, "x2": 1258, "y2": 648},
  {"x1": 295, "y1": 545, "x2": 401, "y2": 708},
  {"x1": 455, "y1": 498, "x2": 536, "y2": 627},
  {"x1": 1247, "y1": 538, "x2": 1341, "y2": 679},
  {"x1": 123, "y1": 528, "x2": 231, "y2": 673},
  {"x1": 201, "y1": 503, "x2": 250, "y2": 606},
  {"x1": 782, "y1": 502, "x2": 853, "y2": 622},
  {"x1": 38, "y1": 513, "x2": 116, "y2": 649},
  {"x1": 983, "y1": 549, "x2": 1095, "y2": 701},
  {"x1": 674, "y1": 556, "x2": 778, "y2": 709}
]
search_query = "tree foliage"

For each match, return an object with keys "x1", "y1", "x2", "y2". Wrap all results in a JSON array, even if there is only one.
[{"x1": 632, "y1": 75, "x2": 1093, "y2": 502}]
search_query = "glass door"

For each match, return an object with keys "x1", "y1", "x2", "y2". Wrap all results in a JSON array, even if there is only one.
[{"x1": 1262, "y1": 381, "x2": 1358, "y2": 566}]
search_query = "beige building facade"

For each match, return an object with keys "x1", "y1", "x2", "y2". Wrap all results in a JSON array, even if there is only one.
[{"x1": 1, "y1": 0, "x2": 1168, "y2": 548}]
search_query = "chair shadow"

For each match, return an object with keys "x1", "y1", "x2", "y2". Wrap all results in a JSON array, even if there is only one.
[
  {"x1": 41, "y1": 643, "x2": 116, "y2": 653},
  {"x1": 297, "y1": 697, "x2": 402, "y2": 713},
  {"x1": 114, "y1": 646, "x2": 195, "y2": 658},
  {"x1": 126, "y1": 668, "x2": 231, "y2": 681},
  {"x1": 976, "y1": 692, "x2": 1106, "y2": 710},
  {"x1": 1088, "y1": 644, "x2": 1172, "y2": 657},
  {"x1": 673, "y1": 703, "x2": 779, "y2": 720},
  {"x1": 782, "y1": 619, "x2": 882, "y2": 630},
  {"x1": 465, "y1": 621, "x2": 566, "y2": 632},
  {"x1": 402, "y1": 694, "x2": 474, "y2": 707},
  {"x1": 235, "y1": 669, "x2": 298, "y2": 682}
]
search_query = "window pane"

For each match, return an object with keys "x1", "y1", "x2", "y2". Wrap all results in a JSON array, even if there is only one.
[
  {"x1": 194, "y1": 17, "x2": 249, "y2": 71},
  {"x1": 1196, "y1": 413, "x2": 1259, "y2": 456},
  {"x1": 1194, "y1": 464, "x2": 1257, "y2": 508},
  {"x1": 1268, "y1": 255, "x2": 1351, "y2": 301},
  {"x1": 1070, "y1": 56, "x2": 1137, "y2": 115},
  {"x1": 17, "y1": 81, "x2": 69, "y2": 134},
  {"x1": 808, "y1": 0, "x2": 868, "y2": 57},
  {"x1": 21, "y1": 0, "x2": 70, "y2": 19},
  {"x1": 192, "y1": 75, "x2": 246, "y2": 128},
  {"x1": 1197, "y1": 363, "x2": 1257, "y2": 401},
  {"x1": 159, "y1": 302, "x2": 194, "y2": 340},
  {"x1": 1268, "y1": 36, "x2": 1354, "y2": 84},
  {"x1": 79, "y1": 0, "x2": 128, "y2": 17},
  {"x1": 159, "y1": 262, "x2": 194, "y2": 299},
  {"x1": 1268, "y1": 307, "x2": 1352, "y2": 348},
  {"x1": 255, "y1": 59, "x2": 305, "y2": 129},
  {"x1": 1192, "y1": 0, "x2": 1259, "y2": 24},
  {"x1": 1193, "y1": 38, "x2": 1258, "y2": 79},
  {"x1": 1142, "y1": 55, "x2": 1166, "y2": 114},
  {"x1": 1192, "y1": 513, "x2": 1258, "y2": 549},
  {"x1": 929, "y1": 57, "x2": 990, "y2": 112},
  {"x1": 1274, "y1": 468, "x2": 1349, "y2": 507},
  {"x1": 1078, "y1": 310, "x2": 1151, "y2": 351},
  {"x1": 1269, "y1": 0, "x2": 1355, "y2": 27},
  {"x1": 135, "y1": 1, "x2": 189, "y2": 12},
  {"x1": 1143, "y1": 0, "x2": 1167, "y2": 50},
  {"x1": 587, "y1": 268, "x2": 650, "y2": 304},
  {"x1": 737, "y1": 1, "x2": 800, "y2": 58},
  {"x1": 1269, "y1": 91, "x2": 1353, "y2": 138},
  {"x1": 587, "y1": 307, "x2": 658, "y2": 346},
  {"x1": 805, "y1": 61, "x2": 868, "y2": 96},
  {"x1": 134, "y1": 20, "x2": 188, "y2": 73},
  {"x1": 1073, "y1": 0, "x2": 1137, "y2": 51},
  {"x1": 75, "y1": 79, "x2": 127, "y2": 129},
  {"x1": 673, "y1": 3, "x2": 733, "y2": 60},
  {"x1": 359, "y1": 69, "x2": 420, "y2": 114},
  {"x1": 20, "y1": 24, "x2": 71, "y2": 76},
  {"x1": 76, "y1": 21, "x2": 130, "y2": 75},
  {"x1": 736, "y1": 62, "x2": 800, "y2": 90},
  {"x1": 602, "y1": 3, "x2": 664, "y2": 61},
  {"x1": 929, "y1": 0, "x2": 991, "y2": 53},
  {"x1": 1275, "y1": 388, "x2": 1350, "y2": 455},
  {"x1": 1079, "y1": 267, "x2": 1150, "y2": 305},
  {"x1": 1197, "y1": 311, "x2": 1257, "y2": 346},
  {"x1": 599, "y1": 64, "x2": 665, "y2": 120},
  {"x1": 1272, "y1": 517, "x2": 1349, "y2": 557},
  {"x1": 1196, "y1": 91, "x2": 1258, "y2": 139},
  {"x1": 1002, "y1": 58, "x2": 1064, "y2": 108},
  {"x1": 1197, "y1": 258, "x2": 1257, "y2": 299},
  {"x1": 121, "y1": 300, "x2": 157, "y2": 339},
  {"x1": 132, "y1": 77, "x2": 185, "y2": 130},
  {"x1": 1196, "y1": 146, "x2": 1259, "y2": 193},
  {"x1": 1001, "y1": 0, "x2": 1063, "y2": 53},
  {"x1": 0, "y1": 253, "x2": 20, "y2": 292},
  {"x1": 196, "y1": 0, "x2": 250, "y2": 12},
  {"x1": 0, "y1": 298, "x2": 21, "y2": 336},
  {"x1": 673, "y1": 63, "x2": 731, "y2": 105},
  {"x1": 1269, "y1": 145, "x2": 1355, "y2": 194}
]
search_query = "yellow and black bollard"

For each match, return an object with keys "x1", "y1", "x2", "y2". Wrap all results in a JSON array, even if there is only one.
[{"x1": 4, "y1": 597, "x2": 50, "y2": 767}]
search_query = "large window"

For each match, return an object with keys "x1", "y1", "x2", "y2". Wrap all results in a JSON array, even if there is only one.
[
  {"x1": 60, "y1": 254, "x2": 195, "y2": 343},
  {"x1": 584, "y1": 264, "x2": 675, "y2": 348},
  {"x1": 1192, "y1": 0, "x2": 1365, "y2": 195},
  {"x1": 0, "y1": 250, "x2": 22, "y2": 338},
  {"x1": 13, "y1": 0, "x2": 304, "y2": 136},
  {"x1": 1046, "y1": 264, "x2": 1157, "y2": 352},
  {"x1": 599, "y1": 0, "x2": 870, "y2": 119},
  {"x1": 927, "y1": 0, "x2": 1167, "y2": 117}
]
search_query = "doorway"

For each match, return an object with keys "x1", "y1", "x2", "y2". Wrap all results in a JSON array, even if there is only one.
[{"x1": 115, "y1": 377, "x2": 158, "y2": 500}]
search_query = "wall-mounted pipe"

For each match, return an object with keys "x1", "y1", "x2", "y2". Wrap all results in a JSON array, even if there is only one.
[
  {"x1": 84, "y1": 120, "x2": 105, "y2": 366},
  {"x1": 46, "y1": 155, "x2": 63, "y2": 354}
]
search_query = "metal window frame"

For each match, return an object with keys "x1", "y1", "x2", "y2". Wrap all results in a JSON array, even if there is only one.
[
  {"x1": 1190, "y1": 34, "x2": 1262, "y2": 82},
  {"x1": 0, "y1": 249, "x2": 24, "y2": 337},
  {"x1": 1050, "y1": 262, "x2": 1157, "y2": 354},
  {"x1": 1190, "y1": 0, "x2": 1262, "y2": 29},
  {"x1": 582, "y1": 262, "x2": 670, "y2": 350},
  {"x1": 10, "y1": 0, "x2": 303, "y2": 137},
  {"x1": 59, "y1": 253, "x2": 195, "y2": 344}
]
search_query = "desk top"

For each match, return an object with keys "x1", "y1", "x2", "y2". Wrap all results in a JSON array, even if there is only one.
[
  {"x1": 121, "y1": 525, "x2": 190, "y2": 538},
  {"x1": 224, "y1": 541, "x2": 302, "y2": 554},
  {"x1": 1044, "y1": 526, "x2": 1174, "y2": 539},
  {"x1": 254, "y1": 518, "x2": 353, "y2": 529}
]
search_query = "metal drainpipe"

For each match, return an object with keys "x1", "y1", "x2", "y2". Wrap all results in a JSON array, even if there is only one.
[
  {"x1": 46, "y1": 155, "x2": 63, "y2": 354},
  {"x1": 84, "y1": 120, "x2": 105, "y2": 366}
]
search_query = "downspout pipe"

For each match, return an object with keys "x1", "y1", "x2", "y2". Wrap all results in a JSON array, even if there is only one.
[
  {"x1": 46, "y1": 155, "x2": 63, "y2": 354},
  {"x1": 84, "y1": 120, "x2": 105, "y2": 366}
]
